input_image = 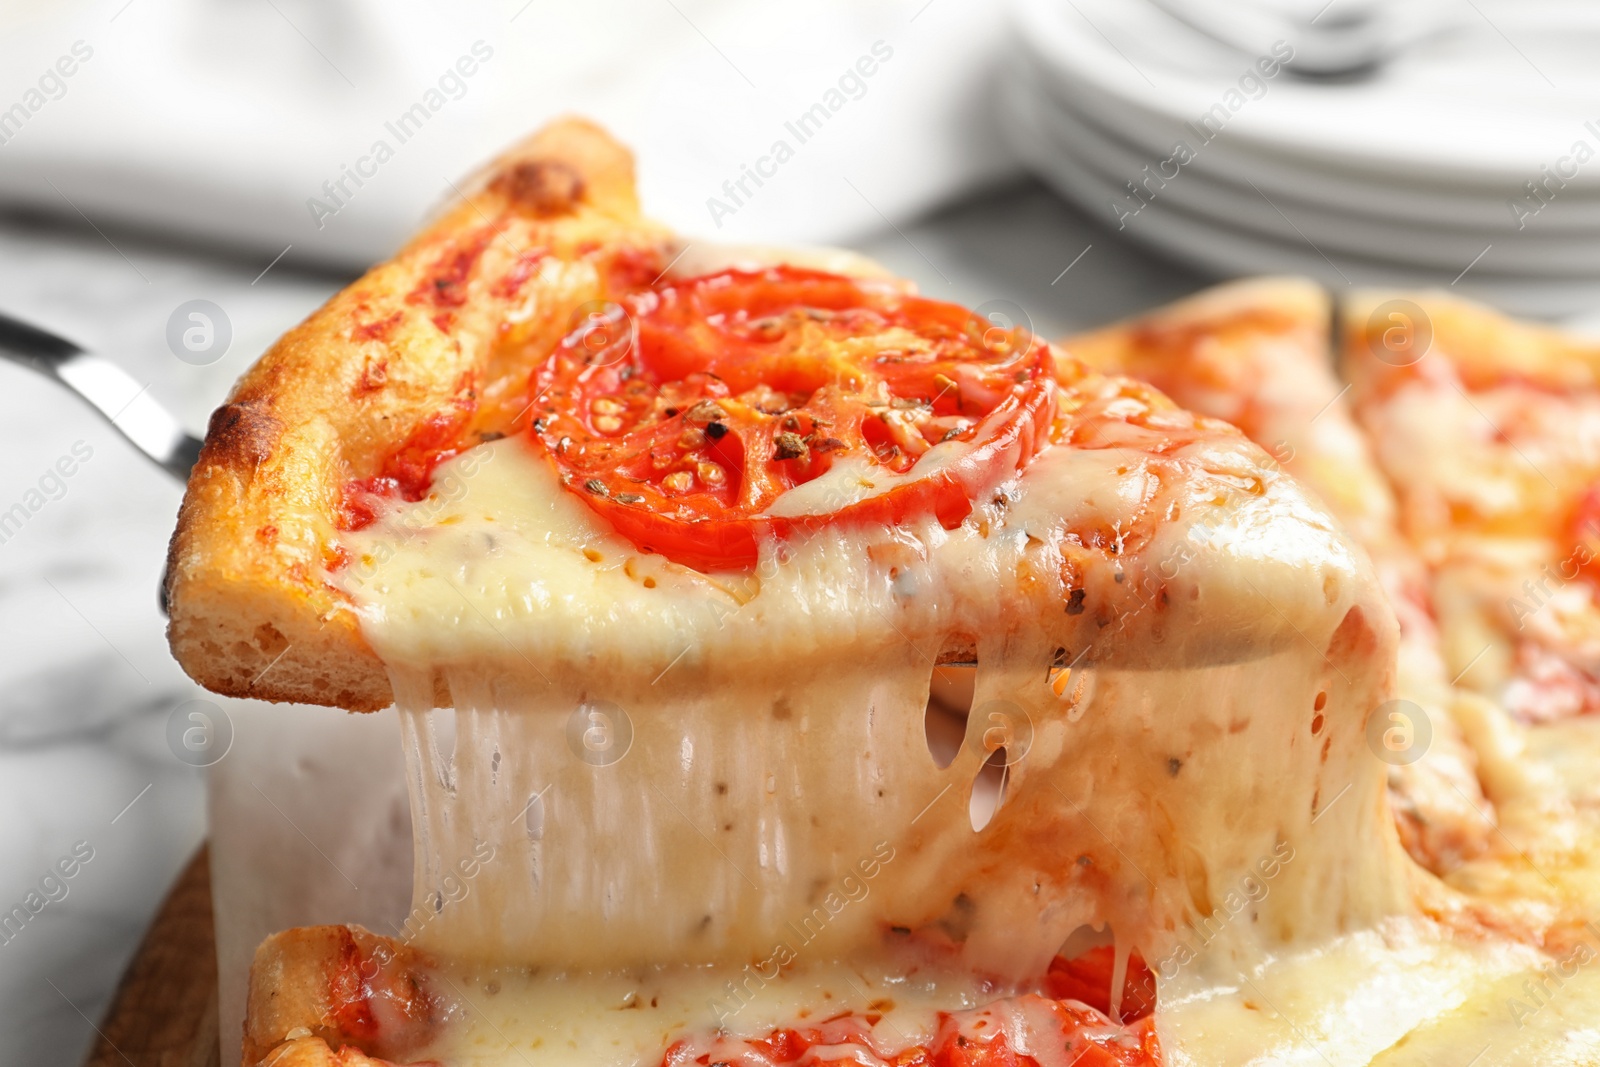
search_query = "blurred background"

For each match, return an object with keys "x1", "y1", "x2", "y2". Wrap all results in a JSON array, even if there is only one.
[{"x1": 0, "y1": 0, "x2": 1597, "y2": 1064}]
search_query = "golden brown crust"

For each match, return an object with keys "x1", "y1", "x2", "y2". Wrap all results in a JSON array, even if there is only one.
[
  {"x1": 165, "y1": 118, "x2": 670, "y2": 710},
  {"x1": 1343, "y1": 287, "x2": 1600, "y2": 395}
]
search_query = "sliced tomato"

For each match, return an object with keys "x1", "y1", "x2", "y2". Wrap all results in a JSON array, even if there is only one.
[{"x1": 529, "y1": 267, "x2": 1056, "y2": 570}]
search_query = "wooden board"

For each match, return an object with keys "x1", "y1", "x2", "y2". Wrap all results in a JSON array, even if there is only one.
[{"x1": 83, "y1": 845, "x2": 220, "y2": 1067}]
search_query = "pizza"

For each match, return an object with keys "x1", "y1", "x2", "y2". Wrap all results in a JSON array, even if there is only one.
[
  {"x1": 164, "y1": 120, "x2": 1600, "y2": 1067},
  {"x1": 1069, "y1": 283, "x2": 1600, "y2": 1056},
  {"x1": 1340, "y1": 292, "x2": 1600, "y2": 726},
  {"x1": 1067, "y1": 280, "x2": 1496, "y2": 874}
]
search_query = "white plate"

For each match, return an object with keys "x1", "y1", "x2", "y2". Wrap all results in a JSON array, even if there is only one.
[
  {"x1": 1012, "y1": 0, "x2": 1600, "y2": 189},
  {"x1": 1009, "y1": 44, "x2": 1600, "y2": 237},
  {"x1": 1009, "y1": 67, "x2": 1600, "y2": 274},
  {"x1": 1002, "y1": 86, "x2": 1600, "y2": 317}
]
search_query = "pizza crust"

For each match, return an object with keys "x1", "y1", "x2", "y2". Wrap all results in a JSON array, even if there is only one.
[{"x1": 1343, "y1": 287, "x2": 1600, "y2": 396}]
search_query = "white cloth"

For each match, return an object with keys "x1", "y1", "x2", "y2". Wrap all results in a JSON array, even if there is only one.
[{"x1": 0, "y1": 0, "x2": 1018, "y2": 268}]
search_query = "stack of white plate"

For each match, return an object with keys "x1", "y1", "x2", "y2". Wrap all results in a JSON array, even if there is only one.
[{"x1": 1003, "y1": 0, "x2": 1600, "y2": 317}]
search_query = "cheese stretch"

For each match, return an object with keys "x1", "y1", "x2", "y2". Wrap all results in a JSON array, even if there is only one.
[{"x1": 334, "y1": 431, "x2": 1581, "y2": 1065}]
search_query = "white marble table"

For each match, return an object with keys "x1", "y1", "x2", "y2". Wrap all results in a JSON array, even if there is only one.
[{"x1": 0, "y1": 179, "x2": 1206, "y2": 1067}]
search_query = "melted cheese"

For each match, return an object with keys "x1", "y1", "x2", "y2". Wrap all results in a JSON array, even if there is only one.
[
  {"x1": 409, "y1": 960, "x2": 994, "y2": 1067},
  {"x1": 337, "y1": 432, "x2": 1407, "y2": 957},
  {"x1": 1158, "y1": 924, "x2": 1547, "y2": 1067},
  {"x1": 332, "y1": 433, "x2": 1578, "y2": 1065}
]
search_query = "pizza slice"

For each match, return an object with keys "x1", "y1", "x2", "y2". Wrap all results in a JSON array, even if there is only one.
[
  {"x1": 1341, "y1": 291, "x2": 1600, "y2": 724},
  {"x1": 1064, "y1": 279, "x2": 1493, "y2": 874},
  {"x1": 165, "y1": 122, "x2": 1594, "y2": 1067}
]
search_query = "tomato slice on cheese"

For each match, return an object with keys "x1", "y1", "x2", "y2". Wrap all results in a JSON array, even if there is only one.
[{"x1": 529, "y1": 267, "x2": 1057, "y2": 570}]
